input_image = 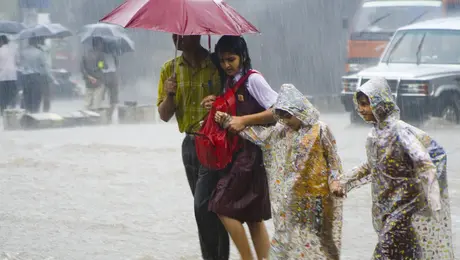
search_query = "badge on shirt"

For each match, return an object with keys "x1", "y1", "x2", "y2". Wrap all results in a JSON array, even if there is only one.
[
  {"x1": 97, "y1": 60, "x2": 105, "y2": 69},
  {"x1": 238, "y1": 94, "x2": 244, "y2": 102}
]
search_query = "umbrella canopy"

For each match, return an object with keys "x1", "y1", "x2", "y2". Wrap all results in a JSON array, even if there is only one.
[
  {"x1": 78, "y1": 23, "x2": 128, "y2": 38},
  {"x1": 100, "y1": 0, "x2": 260, "y2": 35},
  {"x1": 0, "y1": 20, "x2": 26, "y2": 34},
  {"x1": 78, "y1": 23, "x2": 135, "y2": 54},
  {"x1": 83, "y1": 35, "x2": 135, "y2": 54},
  {"x1": 18, "y1": 23, "x2": 72, "y2": 40}
]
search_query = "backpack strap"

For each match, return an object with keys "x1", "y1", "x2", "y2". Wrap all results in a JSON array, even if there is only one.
[{"x1": 230, "y1": 69, "x2": 259, "y2": 93}]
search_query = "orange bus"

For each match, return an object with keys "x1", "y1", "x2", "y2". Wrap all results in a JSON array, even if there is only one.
[{"x1": 344, "y1": 0, "x2": 460, "y2": 75}]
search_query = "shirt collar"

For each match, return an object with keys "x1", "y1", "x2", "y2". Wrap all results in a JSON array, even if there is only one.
[
  {"x1": 178, "y1": 51, "x2": 213, "y2": 70},
  {"x1": 232, "y1": 69, "x2": 244, "y2": 83}
]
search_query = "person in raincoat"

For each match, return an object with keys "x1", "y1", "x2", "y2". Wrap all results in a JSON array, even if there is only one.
[
  {"x1": 344, "y1": 77, "x2": 454, "y2": 259},
  {"x1": 215, "y1": 84, "x2": 345, "y2": 260}
]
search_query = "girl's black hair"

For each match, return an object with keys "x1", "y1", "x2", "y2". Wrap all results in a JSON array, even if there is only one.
[
  {"x1": 274, "y1": 109, "x2": 292, "y2": 118},
  {"x1": 215, "y1": 35, "x2": 252, "y2": 74},
  {"x1": 210, "y1": 51, "x2": 227, "y2": 92},
  {"x1": 356, "y1": 91, "x2": 367, "y2": 101}
]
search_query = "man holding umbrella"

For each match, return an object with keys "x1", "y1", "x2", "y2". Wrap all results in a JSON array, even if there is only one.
[
  {"x1": 100, "y1": 1, "x2": 260, "y2": 258},
  {"x1": 81, "y1": 37, "x2": 106, "y2": 110},
  {"x1": 18, "y1": 23, "x2": 71, "y2": 113},
  {"x1": 78, "y1": 23, "x2": 135, "y2": 122},
  {"x1": 157, "y1": 34, "x2": 229, "y2": 260},
  {"x1": 20, "y1": 36, "x2": 55, "y2": 113}
]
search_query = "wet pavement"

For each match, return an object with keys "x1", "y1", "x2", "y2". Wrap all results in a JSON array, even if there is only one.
[{"x1": 0, "y1": 100, "x2": 459, "y2": 259}]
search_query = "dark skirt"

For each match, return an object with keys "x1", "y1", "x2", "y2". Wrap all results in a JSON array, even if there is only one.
[{"x1": 208, "y1": 140, "x2": 271, "y2": 223}]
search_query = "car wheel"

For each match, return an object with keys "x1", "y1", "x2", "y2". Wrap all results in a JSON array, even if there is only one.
[{"x1": 440, "y1": 100, "x2": 460, "y2": 124}]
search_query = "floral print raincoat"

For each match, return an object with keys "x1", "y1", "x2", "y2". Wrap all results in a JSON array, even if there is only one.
[
  {"x1": 223, "y1": 84, "x2": 344, "y2": 259},
  {"x1": 346, "y1": 77, "x2": 454, "y2": 259}
]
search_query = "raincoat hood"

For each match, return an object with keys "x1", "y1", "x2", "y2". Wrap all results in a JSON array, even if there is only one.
[
  {"x1": 273, "y1": 84, "x2": 319, "y2": 126},
  {"x1": 354, "y1": 77, "x2": 400, "y2": 126}
]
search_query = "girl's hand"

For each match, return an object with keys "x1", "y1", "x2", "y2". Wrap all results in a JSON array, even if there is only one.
[
  {"x1": 201, "y1": 95, "x2": 216, "y2": 110},
  {"x1": 215, "y1": 111, "x2": 232, "y2": 128},
  {"x1": 214, "y1": 111, "x2": 226, "y2": 124},
  {"x1": 330, "y1": 181, "x2": 346, "y2": 198},
  {"x1": 228, "y1": 116, "x2": 246, "y2": 133}
]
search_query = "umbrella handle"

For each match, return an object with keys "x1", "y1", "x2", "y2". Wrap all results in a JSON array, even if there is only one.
[
  {"x1": 208, "y1": 35, "x2": 212, "y2": 93},
  {"x1": 172, "y1": 47, "x2": 178, "y2": 77}
]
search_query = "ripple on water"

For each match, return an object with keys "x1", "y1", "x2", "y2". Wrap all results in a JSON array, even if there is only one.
[{"x1": 0, "y1": 114, "x2": 458, "y2": 259}]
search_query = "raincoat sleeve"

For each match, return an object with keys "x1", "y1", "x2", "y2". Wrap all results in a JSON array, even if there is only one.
[
  {"x1": 344, "y1": 161, "x2": 371, "y2": 193},
  {"x1": 399, "y1": 128, "x2": 442, "y2": 213},
  {"x1": 220, "y1": 112, "x2": 276, "y2": 146},
  {"x1": 321, "y1": 124, "x2": 344, "y2": 184},
  {"x1": 239, "y1": 125, "x2": 276, "y2": 146}
]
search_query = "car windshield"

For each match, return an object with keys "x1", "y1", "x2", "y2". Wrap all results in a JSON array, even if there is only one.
[
  {"x1": 382, "y1": 29, "x2": 460, "y2": 64},
  {"x1": 353, "y1": 2, "x2": 442, "y2": 33}
]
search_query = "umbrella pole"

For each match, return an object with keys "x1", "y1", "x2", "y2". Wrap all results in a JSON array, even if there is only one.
[
  {"x1": 173, "y1": 35, "x2": 183, "y2": 110},
  {"x1": 208, "y1": 34, "x2": 212, "y2": 93},
  {"x1": 172, "y1": 35, "x2": 180, "y2": 77}
]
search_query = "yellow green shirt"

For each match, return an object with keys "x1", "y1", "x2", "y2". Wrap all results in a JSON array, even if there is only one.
[{"x1": 157, "y1": 55, "x2": 222, "y2": 133}]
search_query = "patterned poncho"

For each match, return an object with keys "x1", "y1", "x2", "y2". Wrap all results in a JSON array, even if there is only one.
[
  {"x1": 226, "y1": 84, "x2": 344, "y2": 259},
  {"x1": 346, "y1": 77, "x2": 454, "y2": 259}
]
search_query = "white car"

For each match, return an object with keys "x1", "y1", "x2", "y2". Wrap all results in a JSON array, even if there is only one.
[{"x1": 341, "y1": 16, "x2": 460, "y2": 124}]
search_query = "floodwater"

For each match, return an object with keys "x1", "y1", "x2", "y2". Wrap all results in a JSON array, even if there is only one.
[{"x1": 1, "y1": 100, "x2": 459, "y2": 260}]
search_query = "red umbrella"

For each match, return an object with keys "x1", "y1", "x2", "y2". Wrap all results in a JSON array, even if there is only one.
[{"x1": 100, "y1": 0, "x2": 260, "y2": 36}]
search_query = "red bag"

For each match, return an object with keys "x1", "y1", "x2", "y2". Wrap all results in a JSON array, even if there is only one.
[{"x1": 195, "y1": 70, "x2": 258, "y2": 170}]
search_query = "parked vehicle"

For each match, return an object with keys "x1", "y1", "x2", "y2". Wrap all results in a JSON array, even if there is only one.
[
  {"x1": 50, "y1": 38, "x2": 78, "y2": 74},
  {"x1": 342, "y1": 0, "x2": 460, "y2": 75},
  {"x1": 341, "y1": 16, "x2": 460, "y2": 124},
  {"x1": 50, "y1": 69, "x2": 81, "y2": 99}
]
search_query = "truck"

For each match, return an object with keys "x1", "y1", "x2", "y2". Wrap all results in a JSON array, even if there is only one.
[
  {"x1": 341, "y1": 16, "x2": 460, "y2": 124},
  {"x1": 343, "y1": 0, "x2": 460, "y2": 75}
]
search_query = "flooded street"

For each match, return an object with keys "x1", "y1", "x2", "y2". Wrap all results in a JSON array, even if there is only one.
[{"x1": 1, "y1": 100, "x2": 459, "y2": 260}]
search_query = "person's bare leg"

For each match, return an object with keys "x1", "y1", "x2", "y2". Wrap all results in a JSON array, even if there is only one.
[
  {"x1": 219, "y1": 215, "x2": 253, "y2": 260},
  {"x1": 248, "y1": 221, "x2": 270, "y2": 260}
]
